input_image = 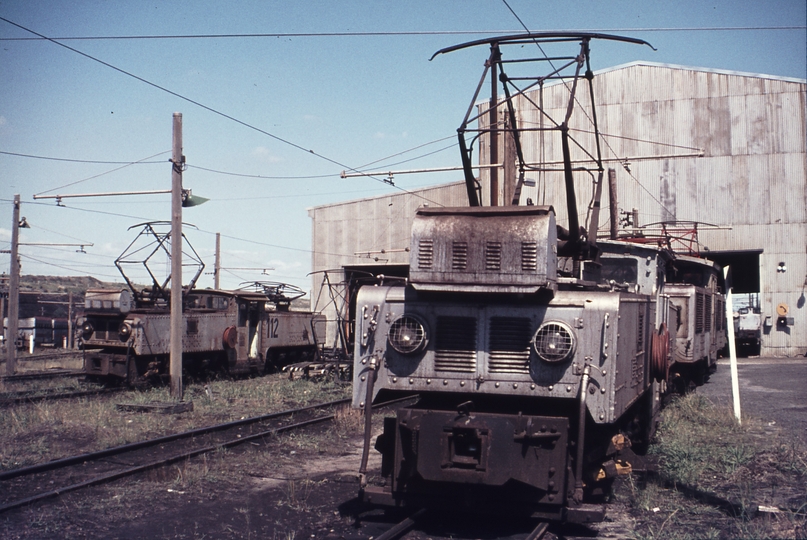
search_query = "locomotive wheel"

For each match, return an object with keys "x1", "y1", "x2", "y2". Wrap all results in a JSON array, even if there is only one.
[{"x1": 650, "y1": 323, "x2": 670, "y2": 382}]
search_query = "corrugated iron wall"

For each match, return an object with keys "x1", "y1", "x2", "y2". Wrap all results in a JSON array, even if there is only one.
[
  {"x1": 308, "y1": 182, "x2": 469, "y2": 346},
  {"x1": 309, "y1": 64, "x2": 806, "y2": 356},
  {"x1": 482, "y1": 64, "x2": 806, "y2": 356}
]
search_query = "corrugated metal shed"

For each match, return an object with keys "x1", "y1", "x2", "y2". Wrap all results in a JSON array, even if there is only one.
[{"x1": 309, "y1": 63, "x2": 806, "y2": 356}]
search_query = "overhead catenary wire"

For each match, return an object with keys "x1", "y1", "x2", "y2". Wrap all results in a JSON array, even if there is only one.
[
  {"x1": 33, "y1": 151, "x2": 172, "y2": 197},
  {"x1": 0, "y1": 27, "x2": 801, "y2": 41},
  {"x1": 0, "y1": 17, "x2": 446, "y2": 209},
  {"x1": 496, "y1": 2, "x2": 679, "y2": 219},
  {"x1": 0, "y1": 150, "x2": 168, "y2": 165}
]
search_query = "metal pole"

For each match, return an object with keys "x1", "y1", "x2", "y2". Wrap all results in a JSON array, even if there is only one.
[
  {"x1": 489, "y1": 45, "x2": 500, "y2": 207},
  {"x1": 67, "y1": 292, "x2": 73, "y2": 349},
  {"x1": 214, "y1": 233, "x2": 221, "y2": 290},
  {"x1": 6, "y1": 194, "x2": 21, "y2": 375},
  {"x1": 170, "y1": 113, "x2": 183, "y2": 400},
  {"x1": 724, "y1": 266, "x2": 742, "y2": 424}
]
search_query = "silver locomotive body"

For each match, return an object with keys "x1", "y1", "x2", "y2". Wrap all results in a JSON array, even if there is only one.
[
  {"x1": 665, "y1": 255, "x2": 727, "y2": 384},
  {"x1": 353, "y1": 207, "x2": 665, "y2": 520},
  {"x1": 81, "y1": 288, "x2": 324, "y2": 383}
]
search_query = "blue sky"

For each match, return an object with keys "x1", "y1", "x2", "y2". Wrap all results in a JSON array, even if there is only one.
[{"x1": 1, "y1": 1, "x2": 805, "y2": 295}]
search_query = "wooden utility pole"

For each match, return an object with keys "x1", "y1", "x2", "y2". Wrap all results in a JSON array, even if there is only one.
[
  {"x1": 170, "y1": 113, "x2": 184, "y2": 400},
  {"x1": 6, "y1": 194, "x2": 21, "y2": 375},
  {"x1": 67, "y1": 292, "x2": 73, "y2": 349},
  {"x1": 608, "y1": 168, "x2": 618, "y2": 239},
  {"x1": 214, "y1": 233, "x2": 221, "y2": 290}
]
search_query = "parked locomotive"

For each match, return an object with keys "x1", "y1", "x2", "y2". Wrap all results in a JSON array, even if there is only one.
[
  {"x1": 79, "y1": 223, "x2": 324, "y2": 384},
  {"x1": 352, "y1": 34, "x2": 726, "y2": 523},
  {"x1": 80, "y1": 284, "x2": 324, "y2": 384}
]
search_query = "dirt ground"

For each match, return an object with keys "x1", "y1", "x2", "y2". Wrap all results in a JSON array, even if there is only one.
[
  {"x1": 1, "y1": 365, "x2": 805, "y2": 539},
  {"x1": 2, "y1": 417, "x2": 804, "y2": 540}
]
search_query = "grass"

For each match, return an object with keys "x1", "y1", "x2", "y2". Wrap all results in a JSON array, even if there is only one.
[
  {"x1": 651, "y1": 393, "x2": 749, "y2": 485},
  {"x1": 621, "y1": 393, "x2": 807, "y2": 539},
  {"x1": 0, "y1": 373, "x2": 351, "y2": 471}
]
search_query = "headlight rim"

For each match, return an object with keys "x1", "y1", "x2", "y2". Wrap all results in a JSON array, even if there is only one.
[
  {"x1": 80, "y1": 321, "x2": 94, "y2": 340},
  {"x1": 118, "y1": 321, "x2": 133, "y2": 342},
  {"x1": 531, "y1": 320, "x2": 576, "y2": 363},
  {"x1": 387, "y1": 314, "x2": 429, "y2": 355}
]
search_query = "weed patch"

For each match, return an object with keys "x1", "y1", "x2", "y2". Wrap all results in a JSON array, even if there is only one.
[{"x1": 623, "y1": 393, "x2": 807, "y2": 539}]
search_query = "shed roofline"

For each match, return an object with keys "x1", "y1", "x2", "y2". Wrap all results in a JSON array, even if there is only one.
[
  {"x1": 594, "y1": 60, "x2": 806, "y2": 85},
  {"x1": 307, "y1": 180, "x2": 466, "y2": 212}
]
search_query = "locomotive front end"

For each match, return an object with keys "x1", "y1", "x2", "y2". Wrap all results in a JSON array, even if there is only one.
[{"x1": 353, "y1": 207, "x2": 656, "y2": 521}]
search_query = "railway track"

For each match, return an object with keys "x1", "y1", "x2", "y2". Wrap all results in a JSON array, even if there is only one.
[
  {"x1": 0, "y1": 395, "x2": 413, "y2": 515},
  {"x1": 0, "y1": 369, "x2": 84, "y2": 382},
  {"x1": 364, "y1": 508, "x2": 554, "y2": 540},
  {"x1": 0, "y1": 387, "x2": 126, "y2": 407}
]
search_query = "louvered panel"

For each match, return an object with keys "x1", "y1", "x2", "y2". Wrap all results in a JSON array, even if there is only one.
[
  {"x1": 695, "y1": 293, "x2": 705, "y2": 334},
  {"x1": 488, "y1": 317, "x2": 531, "y2": 374},
  {"x1": 434, "y1": 316, "x2": 477, "y2": 373},
  {"x1": 452, "y1": 241, "x2": 468, "y2": 270},
  {"x1": 434, "y1": 350, "x2": 478, "y2": 372},
  {"x1": 486, "y1": 241, "x2": 502, "y2": 271},
  {"x1": 418, "y1": 239, "x2": 434, "y2": 269},
  {"x1": 521, "y1": 241, "x2": 538, "y2": 272}
]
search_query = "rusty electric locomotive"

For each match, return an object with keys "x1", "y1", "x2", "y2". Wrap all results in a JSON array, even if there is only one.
[
  {"x1": 79, "y1": 223, "x2": 324, "y2": 384},
  {"x1": 352, "y1": 34, "x2": 726, "y2": 522}
]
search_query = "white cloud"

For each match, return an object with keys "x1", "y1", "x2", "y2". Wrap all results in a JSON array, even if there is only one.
[{"x1": 251, "y1": 147, "x2": 284, "y2": 163}]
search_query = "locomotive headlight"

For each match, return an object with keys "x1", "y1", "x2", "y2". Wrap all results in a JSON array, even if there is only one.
[
  {"x1": 532, "y1": 321, "x2": 576, "y2": 363},
  {"x1": 118, "y1": 321, "x2": 133, "y2": 342},
  {"x1": 388, "y1": 315, "x2": 428, "y2": 354},
  {"x1": 80, "y1": 321, "x2": 94, "y2": 340}
]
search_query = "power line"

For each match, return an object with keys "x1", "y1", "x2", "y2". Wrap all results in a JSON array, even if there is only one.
[
  {"x1": 33, "y1": 151, "x2": 171, "y2": 196},
  {"x1": 0, "y1": 17, "x2": 445, "y2": 208},
  {"x1": 0, "y1": 27, "x2": 802, "y2": 41},
  {"x1": 0, "y1": 150, "x2": 167, "y2": 165},
  {"x1": 186, "y1": 165, "x2": 337, "y2": 180}
]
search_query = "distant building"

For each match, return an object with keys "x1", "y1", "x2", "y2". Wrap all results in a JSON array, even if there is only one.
[{"x1": 309, "y1": 63, "x2": 806, "y2": 357}]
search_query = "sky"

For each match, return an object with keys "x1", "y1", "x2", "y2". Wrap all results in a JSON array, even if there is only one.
[{"x1": 1, "y1": 0, "x2": 805, "y2": 298}]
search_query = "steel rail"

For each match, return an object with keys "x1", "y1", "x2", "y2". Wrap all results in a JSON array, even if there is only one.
[
  {"x1": 0, "y1": 387, "x2": 126, "y2": 407},
  {"x1": 0, "y1": 412, "x2": 336, "y2": 514},
  {"x1": 525, "y1": 521, "x2": 550, "y2": 540},
  {"x1": 374, "y1": 508, "x2": 427, "y2": 540},
  {"x1": 0, "y1": 394, "x2": 416, "y2": 514},
  {"x1": 0, "y1": 370, "x2": 84, "y2": 382},
  {"x1": 0, "y1": 397, "x2": 351, "y2": 481}
]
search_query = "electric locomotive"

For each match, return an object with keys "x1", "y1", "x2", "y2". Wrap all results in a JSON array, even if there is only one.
[
  {"x1": 78, "y1": 222, "x2": 324, "y2": 384},
  {"x1": 80, "y1": 284, "x2": 324, "y2": 384},
  {"x1": 351, "y1": 33, "x2": 725, "y2": 522}
]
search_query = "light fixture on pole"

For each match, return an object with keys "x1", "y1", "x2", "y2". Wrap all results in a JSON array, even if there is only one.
[{"x1": 30, "y1": 114, "x2": 206, "y2": 399}]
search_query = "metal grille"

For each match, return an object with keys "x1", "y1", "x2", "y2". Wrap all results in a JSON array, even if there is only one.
[
  {"x1": 486, "y1": 241, "x2": 502, "y2": 271},
  {"x1": 388, "y1": 316, "x2": 427, "y2": 354},
  {"x1": 452, "y1": 241, "x2": 468, "y2": 270},
  {"x1": 695, "y1": 292, "x2": 705, "y2": 334},
  {"x1": 418, "y1": 239, "x2": 434, "y2": 269},
  {"x1": 434, "y1": 316, "x2": 477, "y2": 372},
  {"x1": 488, "y1": 317, "x2": 531, "y2": 373},
  {"x1": 521, "y1": 241, "x2": 538, "y2": 272},
  {"x1": 704, "y1": 294, "x2": 713, "y2": 332},
  {"x1": 532, "y1": 322, "x2": 575, "y2": 363}
]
